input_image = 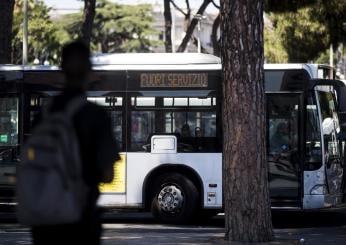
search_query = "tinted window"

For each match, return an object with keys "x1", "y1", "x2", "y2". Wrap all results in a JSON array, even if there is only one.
[
  {"x1": 267, "y1": 94, "x2": 301, "y2": 199},
  {"x1": 0, "y1": 98, "x2": 18, "y2": 146},
  {"x1": 305, "y1": 93, "x2": 322, "y2": 170},
  {"x1": 129, "y1": 94, "x2": 220, "y2": 152},
  {"x1": 265, "y1": 70, "x2": 310, "y2": 92}
]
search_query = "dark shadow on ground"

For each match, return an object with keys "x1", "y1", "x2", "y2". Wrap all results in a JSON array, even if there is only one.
[
  {"x1": 272, "y1": 209, "x2": 346, "y2": 228},
  {"x1": 2, "y1": 208, "x2": 346, "y2": 230}
]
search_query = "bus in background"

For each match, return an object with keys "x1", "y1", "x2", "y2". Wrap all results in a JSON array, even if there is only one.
[
  {"x1": 264, "y1": 64, "x2": 345, "y2": 209},
  {"x1": 0, "y1": 53, "x2": 345, "y2": 223}
]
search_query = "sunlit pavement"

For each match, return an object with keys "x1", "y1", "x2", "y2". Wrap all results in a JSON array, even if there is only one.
[{"x1": 1, "y1": 210, "x2": 346, "y2": 244}]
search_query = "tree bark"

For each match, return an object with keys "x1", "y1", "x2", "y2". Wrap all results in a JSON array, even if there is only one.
[
  {"x1": 0, "y1": 0, "x2": 15, "y2": 64},
  {"x1": 184, "y1": 0, "x2": 191, "y2": 31},
  {"x1": 164, "y1": 0, "x2": 172, "y2": 52},
  {"x1": 220, "y1": 0, "x2": 273, "y2": 242},
  {"x1": 81, "y1": 0, "x2": 96, "y2": 48},
  {"x1": 177, "y1": 0, "x2": 211, "y2": 53}
]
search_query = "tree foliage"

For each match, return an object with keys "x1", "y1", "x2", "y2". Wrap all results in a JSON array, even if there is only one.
[
  {"x1": 267, "y1": 8, "x2": 329, "y2": 62},
  {"x1": 56, "y1": 0, "x2": 157, "y2": 53},
  {"x1": 264, "y1": 0, "x2": 346, "y2": 63},
  {"x1": 93, "y1": 0, "x2": 157, "y2": 53},
  {"x1": 264, "y1": 24, "x2": 288, "y2": 63},
  {"x1": 9, "y1": 0, "x2": 157, "y2": 64},
  {"x1": 12, "y1": 0, "x2": 60, "y2": 64}
]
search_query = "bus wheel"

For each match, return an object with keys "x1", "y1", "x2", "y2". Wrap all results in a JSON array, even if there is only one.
[{"x1": 150, "y1": 173, "x2": 198, "y2": 224}]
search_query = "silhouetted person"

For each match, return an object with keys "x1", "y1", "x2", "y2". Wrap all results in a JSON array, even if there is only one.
[
  {"x1": 270, "y1": 122, "x2": 290, "y2": 153},
  {"x1": 181, "y1": 124, "x2": 191, "y2": 137},
  {"x1": 31, "y1": 41, "x2": 119, "y2": 245}
]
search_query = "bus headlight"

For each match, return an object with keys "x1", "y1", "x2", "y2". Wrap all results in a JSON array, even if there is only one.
[{"x1": 310, "y1": 184, "x2": 327, "y2": 195}]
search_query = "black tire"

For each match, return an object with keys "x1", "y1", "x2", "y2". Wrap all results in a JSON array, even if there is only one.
[{"x1": 150, "y1": 173, "x2": 198, "y2": 224}]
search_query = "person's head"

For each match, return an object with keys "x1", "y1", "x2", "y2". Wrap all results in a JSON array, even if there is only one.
[
  {"x1": 61, "y1": 41, "x2": 91, "y2": 89},
  {"x1": 195, "y1": 127, "x2": 203, "y2": 137},
  {"x1": 181, "y1": 124, "x2": 191, "y2": 137},
  {"x1": 277, "y1": 122, "x2": 289, "y2": 136}
]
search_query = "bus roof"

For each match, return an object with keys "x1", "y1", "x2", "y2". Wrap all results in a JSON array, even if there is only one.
[
  {"x1": 91, "y1": 53, "x2": 221, "y2": 65},
  {"x1": 264, "y1": 63, "x2": 332, "y2": 79},
  {"x1": 0, "y1": 53, "x2": 330, "y2": 76}
]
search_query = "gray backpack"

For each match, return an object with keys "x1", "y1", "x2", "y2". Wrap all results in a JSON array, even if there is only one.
[{"x1": 17, "y1": 97, "x2": 88, "y2": 226}]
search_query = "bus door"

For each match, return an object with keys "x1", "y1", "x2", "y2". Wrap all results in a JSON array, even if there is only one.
[
  {"x1": 307, "y1": 80, "x2": 345, "y2": 205},
  {"x1": 267, "y1": 93, "x2": 303, "y2": 207},
  {"x1": 0, "y1": 70, "x2": 22, "y2": 204},
  {"x1": 316, "y1": 88, "x2": 343, "y2": 198}
]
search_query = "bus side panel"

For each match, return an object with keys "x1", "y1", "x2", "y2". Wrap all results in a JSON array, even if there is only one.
[{"x1": 125, "y1": 152, "x2": 222, "y2": 208}]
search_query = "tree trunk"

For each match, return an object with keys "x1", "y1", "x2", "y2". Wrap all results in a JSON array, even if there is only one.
[
  {"x1": 184, "y1": 0, "x2": 191, "y2": 31},
  {"x1": 164, "y1": 0, "x2": 172, "y2": 52},
  {"x1": 0, "y1": 0, "x2": 15, "y2": 64},
  {"x1": 220, "y1": 0, "x2": 273, "y2": 242},
  {"x1": 211, "y1": 13, "x2": 220, "y2": 56},
  {"x1": 81, "y1": 0, "x2": 96, "y2": 48},
  {"x1": 177, "y1": 0, "x2": 211, "y2": 53}
]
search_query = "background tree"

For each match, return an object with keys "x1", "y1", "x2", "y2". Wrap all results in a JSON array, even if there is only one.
[
  {"x1": 177, "y1": 0, "x2": 212, "y2": 52},
  {"x1": 220, "y1": 0, "x2": 273, "y2": 242},
  {"x1": 264, "y1": 0, "x2": 346, "y2": 63},
  {"x1": 264, "y1": 23, "x2": 288, "y2": 63},
  {"x1": 0, "y1": 0, "x2": 15, "y2": 64},
  {"x1": 11, "y1": 0, "x2": 60, "y2": 64},
  {"x1": 81, "y1": 0, "x2": 96, "y2": 47},
  {"x1": 164, "y1": 0, "x2": 173, "y2": 52},
  {"x1": 171, "y1": 0, "x2": 191, "y2": 31},
  {"x1": 268, "y1": 8, "x2": 328, "y2": 62},
  {"x1": 56, "y1": 0, "x2": 157, "y2": 53},
  {"x1": 163, "y1": 0, "x2": 214, "y2": 53},
  {"x1": 210, "y1": 0, "x2": 220, "y2": 56}
]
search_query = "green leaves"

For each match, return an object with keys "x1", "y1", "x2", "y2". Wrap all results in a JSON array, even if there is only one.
[
  {"x1": 12, "y1": 0, "x2": 60, "y2": 64},
  {"x1": 11, "y1": 0, "x2": 157, "y2": 64},
  {"x1": 264, "y1": 0, "x2": 346, "y2": 63},
  {"x1": 90, "y1": 1, "x2": 157, "y2": 53}
]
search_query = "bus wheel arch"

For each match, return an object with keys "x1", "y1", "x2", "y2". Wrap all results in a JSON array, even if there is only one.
[{"x1": 143, "y1": 164, "x2": 203, "y2": 223}]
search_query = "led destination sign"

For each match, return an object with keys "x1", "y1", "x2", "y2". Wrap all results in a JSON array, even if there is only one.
[{"x1": 140, "y1": 73, "x2": 208, "y2": 88}]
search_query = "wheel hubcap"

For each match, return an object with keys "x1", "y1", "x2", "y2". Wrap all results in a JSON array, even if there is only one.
[{"x1": 157, "y1": 185, "x2": 183, "y2": 213}]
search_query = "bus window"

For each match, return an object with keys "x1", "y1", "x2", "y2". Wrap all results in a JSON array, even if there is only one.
[
  {"x1": 0, "y1": 97, "x2": 18, "y2": 147},
  {"x1": 131, "y1": 111, "x2": 155, "y2": 151},
  {"x1": 28, "y1": 93, "x2": 124, "y2": 150},
  {"x1": 129, "y1": 95, "x2": 219, "y2": 152},
  {"x1": 29, "y1": 94, "x2": 50, "y2": 131},
  {"x1": 318, "y1": 91, "x2": 340, "y2": 160},
  {"x1": 165, "y1": 112, "x2": 216, "y2": 137},
  {"x1": 305, "y1": 94, "x2": 322, "y2": 170},
  {"x1": 317, "y1": 89, "x2": 343, "y2": 195},
  {"x1": 265, "y1": 70, "x2": 310, "y2": 92},
  {"x1": 87, "y1": 95, "x2": 123, "y2": 150},
  {"x1": 267, "y1": 94, "x2": 301, "y2": 199}
]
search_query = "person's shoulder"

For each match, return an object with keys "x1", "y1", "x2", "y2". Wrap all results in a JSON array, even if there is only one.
[
  {"x1": 81, "y1": 101, "x2": 108, "y2": 118},
  {"x1": 81, "y1": 101, "x2": 103, "y2": 113}
]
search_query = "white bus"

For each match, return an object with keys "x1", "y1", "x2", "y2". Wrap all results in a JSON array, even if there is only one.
[{"x1": 0, "y1": 53, "x2": 345, "y2": 223}]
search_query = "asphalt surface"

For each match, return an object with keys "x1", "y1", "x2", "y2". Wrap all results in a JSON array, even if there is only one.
[{"x1": 0, "y1": 209, "x2": 346, "y2": 244}]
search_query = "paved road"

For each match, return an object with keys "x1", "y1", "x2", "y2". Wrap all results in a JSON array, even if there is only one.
[{"x1": 1, "y1": 209, "x2": 346, "y2": 244}]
